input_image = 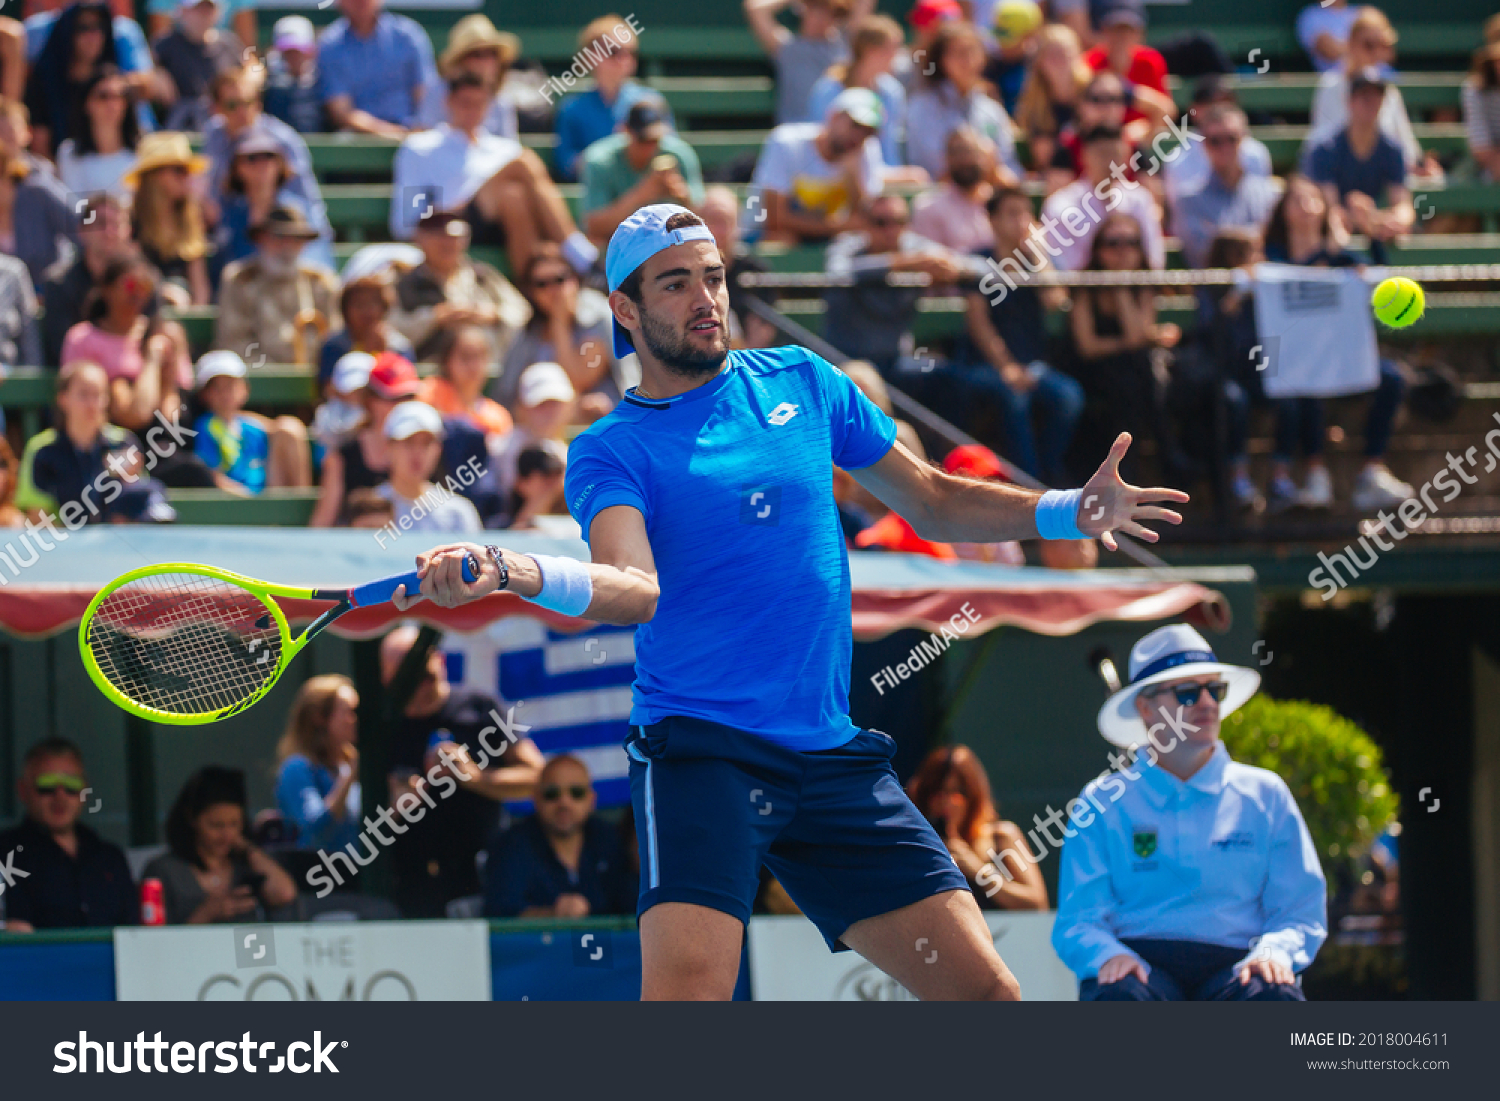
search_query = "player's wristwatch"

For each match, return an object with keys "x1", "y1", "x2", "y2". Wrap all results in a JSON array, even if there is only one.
[{"x1": 484, "y1": 545, "x2": 510, "y2": 591}]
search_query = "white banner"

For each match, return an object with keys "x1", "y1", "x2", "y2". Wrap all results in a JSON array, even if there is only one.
[
  {"x1": 747, "y1": 911, "x2": 1078, "y2": 1001},
  {"x1": 1252, "y1": 263, "x2": 1381, "y2": 399},
  {"x1": 114, "y1": 920, "x2": 491, "y2": 1001}
]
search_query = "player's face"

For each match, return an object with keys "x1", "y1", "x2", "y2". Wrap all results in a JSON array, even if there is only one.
[{"x1": 628, "y1": 240, "x2": 730, "y2": 376}]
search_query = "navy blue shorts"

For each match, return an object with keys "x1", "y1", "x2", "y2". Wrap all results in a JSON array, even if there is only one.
[{"x1": 625, "y1": 715, "x2": 970, "y2": 951}]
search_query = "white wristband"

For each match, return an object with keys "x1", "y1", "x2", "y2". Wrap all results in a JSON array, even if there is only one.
[{"x1": 525, "y1": 554, "x2": 594, "y2": 617}]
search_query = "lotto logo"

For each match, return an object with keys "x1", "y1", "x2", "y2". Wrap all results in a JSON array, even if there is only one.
[{"x1": 767, "y1": 402, "x2": 799, "y2": 426}]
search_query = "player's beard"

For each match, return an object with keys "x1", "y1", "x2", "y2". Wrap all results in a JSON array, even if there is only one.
[{"x1": 636, "y1": 303, "x2": 728, "y2": 377}]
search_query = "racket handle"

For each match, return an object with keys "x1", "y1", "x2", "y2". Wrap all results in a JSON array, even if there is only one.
[{"x1": 351, "y1": 554, "x2": 479, "y2": 607}]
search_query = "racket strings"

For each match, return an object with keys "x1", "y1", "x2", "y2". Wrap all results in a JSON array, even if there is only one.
[{"x1": 86, "y1": 572, "x2": 284, "y2": 716}]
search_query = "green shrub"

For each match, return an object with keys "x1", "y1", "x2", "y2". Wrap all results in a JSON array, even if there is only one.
[{"x1": 1220, "y1": 696, "x2": 1399, "y2": 895}]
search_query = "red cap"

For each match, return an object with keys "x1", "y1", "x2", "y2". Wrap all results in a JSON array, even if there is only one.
[
  {"x1": 367, "y1": 352, "x2": 420, "y2": 400},
  {"x1": 944, "y1": 444, "x2": 1008, "y2": 481},
  {"x1": 910, "y1": 0, "x2": 962, "y2": 31}
]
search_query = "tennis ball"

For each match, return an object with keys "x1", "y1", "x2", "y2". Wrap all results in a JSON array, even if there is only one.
[
  {"x1": 1371, "y1": 276, "x2": 1425, "y2": 328},
  {"x1": 993, "y1": 0, "x2": 1043, "y2": 48}
]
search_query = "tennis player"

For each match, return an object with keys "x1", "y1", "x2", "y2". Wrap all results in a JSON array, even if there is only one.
[{"x1": 398, "y1": 203, "x2": 1189, "y2": 1000}]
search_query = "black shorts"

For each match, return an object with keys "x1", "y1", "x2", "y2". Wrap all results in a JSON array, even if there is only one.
[{"x1": 463, "y1": 198, "x2": 508, "y2": 247}]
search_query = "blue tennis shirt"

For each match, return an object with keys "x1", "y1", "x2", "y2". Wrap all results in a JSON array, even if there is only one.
[{"x1": 564, "y1": 346, "x2": 898, "y2": 751}]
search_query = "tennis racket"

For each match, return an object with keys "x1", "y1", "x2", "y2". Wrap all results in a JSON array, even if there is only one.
[{"x1": 78, "y1": 557, "x2": 477, "y2": 725}]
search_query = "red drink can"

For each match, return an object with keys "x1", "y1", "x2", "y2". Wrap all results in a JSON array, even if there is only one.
[{"x1": 140, "y1": 878, "x2": 165, "y2": 926}]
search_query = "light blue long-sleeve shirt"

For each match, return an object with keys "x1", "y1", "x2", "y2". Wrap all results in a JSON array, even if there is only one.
[
  {"x1": 1052, "y1": 740, "x2": 1327, "y2": 981},
  {"x1": 275, "y1": 754, "x2": 362, "y2": 853}
]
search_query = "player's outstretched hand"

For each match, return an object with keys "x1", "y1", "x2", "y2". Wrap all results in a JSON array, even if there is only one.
[
  {"x1": 1077, "y1": 433, "x2": 1190, "y2": 552},
  {"x1": 391, "y1": 542, "x2": 500, "y2": 610}
]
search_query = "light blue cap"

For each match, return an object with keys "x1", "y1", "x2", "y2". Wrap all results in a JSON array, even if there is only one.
[{"x1": 604, "y1": 203, "x2": 717, "y2": 358}]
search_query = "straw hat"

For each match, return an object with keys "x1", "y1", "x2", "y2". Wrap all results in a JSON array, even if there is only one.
[
  {"x1": 124, "y1": 132, "x2": 208, "y2": 187},
  {"x1": 439, "y1": 14, "x2": 520, "y2": 78}
]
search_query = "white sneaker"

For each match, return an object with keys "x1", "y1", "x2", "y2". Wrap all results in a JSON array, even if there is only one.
[
  {"x1": 1298, "y1": 465, "x2": 1334, "y2": 510},
  {"x1": 1352, "y1": 465, "x2": 1415, "y2": 511}
]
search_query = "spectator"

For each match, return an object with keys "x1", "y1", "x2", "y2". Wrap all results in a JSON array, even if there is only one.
[
  {"x1": 55, "y1": 64, "x2": 138, "y2": 198},
  {"x1": 906, "y1": 743, "x2": 1048, "y2": 910},
  {"x1": 749, "y1": 86, "x2": 886, "y2": 243},
  {"x1": 0, "y1": 437, "x2": 23, "y2": 528},
  {"x1": 213, "y1": 120, "x2": 335, "y2": 279},
  {"x1": 746, "y1": 0, "x2": 852, "y2": 126},
  {"x1": 1162, "y1": 76, "x2": 1273, "y2": 210},
  {"x1": 391, "y1": 208, "x2": 530, "y2": 362},
  {"x1": 344, "y1": 486, "x2": 393, "y2": 529},
  {"x1": 418, "y1": 322, "x2": 513, "y2": 440},
  {"x1": 312, "y1": 349, "x2": 372, "y2": 457},
  {"x1": 581, "y1": 96, "x2": 705, "y2": 245},
  {"x1": 126, "y1": 131, "x2": 212, "y2": 306},
  {"x1": 1297, "y1": 0, "x2": 1358, "y2": 74},
  {"x1": 1064, "y1": 210, "x2": 1186, "y2": 485},
  {"x1": 414, "y1": 13, "x2": 520, "y2": 139},
  {"x1": 318, "y1": 0, "x2": 436, "y2": 137},
  {"x1": 903, "y1": 0, "x2": 962, "y2": 95},
  {"x1": 964, "y1": 185, "x2": 1083, "y2": 485},
  {"x1": 1169, "y1": 104, "x2": 1282, "y2": 269},
  {"x1": 553, "y1": 13, "x2": 661, "y2": 183},
  {"x1": 141, "y1": 766, "x2": 297, "y2": 925},
  {"x1": 203, "y1": 65, "x2": 332, "y2": 253},
  {"x1": 1082, "y1": 5, "x2": 1168, "y2": 113},
  {"x1": 262, "y1": 15, "x2": 324, "y2": 135},
  {"x1": 1053, "y1": 624, "x2": 1326, "y2": 1001},
  {"x1": 24, "y1": 2, "x2": 168, "y2": 128},
  {"x1": 23, "y1": 1, "x2": 116, "y2": 158},
  {"x1": 491, "y1": 361, "x2": 573, "y2": 500},
  {"x1": 907, "y1": 20, "x2": 1020, "y2": 184},
  {"x1": 151, "y1": 0, "x2": 243, "y2": 131},
  {"x1": 1305, "y1": 68, "x2": 1414, "y2": 264},
  {"x1": 216, "y1": 205, "x2": 338, "y2": 368},
  {"x1": 495, "y1": 245, "x2": 624, "y2": 418},
  {"x1": 192, "y1": 349, "x2": 311, "y2": 493},
  {"x1": 42, "y1": 192, "x2": 128, "y2": 366},
  {"x1": 822, "y1": 191, "x2": 962, "y2": 369},
  {"x1": 0, "y1": 101, "x2": 79, "y2": 290},
  {"x1": 275, "y1": 674, "x2": 363, "y2": 854},
  {"x1": 807, "y1": 13, "x2": 908, "y2": 170},
  {"x1": 1057, "y1": 69, "x2": 1174, "y2": 181},
  {"x1": 0, "y1": 251, "x2": 40, "y2": 367},
  {"x1": 910, "y1": 126, "x2": 999, "y2": 253},
  {"x1": 697, "y1": 185, "x2": 776, "y2": 348},
  {"x1": 0, "y1": 737, "x2": 135, "y2": 930},
  {"x1": 144, "y1": 0, "x2": 253, "y2": 45},
  {"x1": 308, "y1": 350, "x2": 416, "y2": 526},
  {"x1": 1307, "y1": 6, "x2": 1435, "y2": 177},
  {"x1": 1261, "y1": 174, "x2": 1411, "y2": 512},
  {"x1": 382, "y1": 624, "x2": 544, "y2": 918},
  {"x1": 0, "y1": 17, "x2": 22, "y2": 104},
  {"x1": 389, "y1": 72, "x2": 598, "y2": 283},
  {"x1": 1042, "y1": 125, "x2": 1165, "y2": 271},
  {"x1": 317, "y1": 269, "x2": 415, "y2": 394},
  {"x1": 376, "y1": 400, "x2": 483, "y2": 533},
  {"x1": 12, "y1": 360, "x2": 176, "y2": 524},
  {"x1": 483, "y1": 755, "x2": 636, "y2": 918},
  {"x1": 1463, "y1": 42, "x2": 1500, "y2": 182},
  {"x1": 60, "y1": 250, "x2": 195, "y2": 438},
  {"x1": 496, "y1": 444, "x2": 566, "y2": 530},
  {"x1": 1012, "y1": 22, "x2": 1090, "y2": 181},
  {"x1": 937, "y1": 443, "x2": 1025, "y2": 564}
]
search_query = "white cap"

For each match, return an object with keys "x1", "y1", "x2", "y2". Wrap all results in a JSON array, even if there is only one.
[
  {"x1": 518, "y1": 362, "x2": 577, "y2": 407},
  {"x1": 195, "y1": 350, "x2": 247, "y2": 388},
  {"x1": 331, "y1": 351, "x2": 376, "y2": 395},
  {"x1": 273, "y1": 15, "x2": 317, "y2": 52},
  {"x1": 383, "y1": 400, "x2": 445, "y2": 441}
]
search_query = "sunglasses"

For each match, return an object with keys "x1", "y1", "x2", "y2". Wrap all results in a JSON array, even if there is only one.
[
  {"x1": 33, "y1": 772, "x2": 85, "y2": 796},
  {"x1": 1204, "y1": 133, "x2": 1242, "y2": 147},
  {"x1": 240, "y1": 151, "x2": 279, "y2": 164},
  {"x1": 539, "y1": 784, "x2": 589, "y2": 802},
  {"x1": 1142, "y1": 681, "x2": 1229, "y2": 707},
  {"x1": 530, "y1": 274, "x2": 574, "y2": 289},
  {"x1": 1085, "y1": 93, "x2": 1127, "y2": 105},
  {"x1": 870, "y1": 216, "x2": 909, "y2": 228},
  {"x1": 1098, "y1": 236, "x2": 1141, "y2": 248}
]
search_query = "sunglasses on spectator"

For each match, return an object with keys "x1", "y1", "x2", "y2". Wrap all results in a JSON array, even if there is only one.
[
  {"x1": 1098, "y1": 236, "x2": 1141, "y2": 248},
  {"x1": 870, "y1": 215, "x2": 909, "y2": 228},
  {"x1": 530, "y1": 273, "x2": 575, "y2": 289},
  {"x1": 539, "y1": 784, "x2": 589, "y2": 802},
  {"x1": 1085, "y1": 93, "x2": 1127, "y2": 105},
  {"x1": 1204, "y1": 133, "x2": 1242, "y2": 147},
  {"x1": 240, "y1": 151, "x2": 279, "y2": 164},
  {"x1": 33, "y1": 772, "x2": 85, "y2": 796},
  {"x1": 1142, "y1": 681, "x2": 1229, "y2": 706}
]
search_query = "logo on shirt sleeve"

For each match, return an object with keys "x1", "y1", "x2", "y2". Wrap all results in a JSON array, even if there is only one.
[
  {"x1": 767, "y1": 403, "x2": 800, "y2": 426},
  {"x1": 739, "y1": 485, "x2": 782, "y2": 526}
]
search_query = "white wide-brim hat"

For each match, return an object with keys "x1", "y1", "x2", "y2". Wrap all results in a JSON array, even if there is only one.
[{"x1": 1097, "y1": 624, "x2": 1260, "y2": 747}]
